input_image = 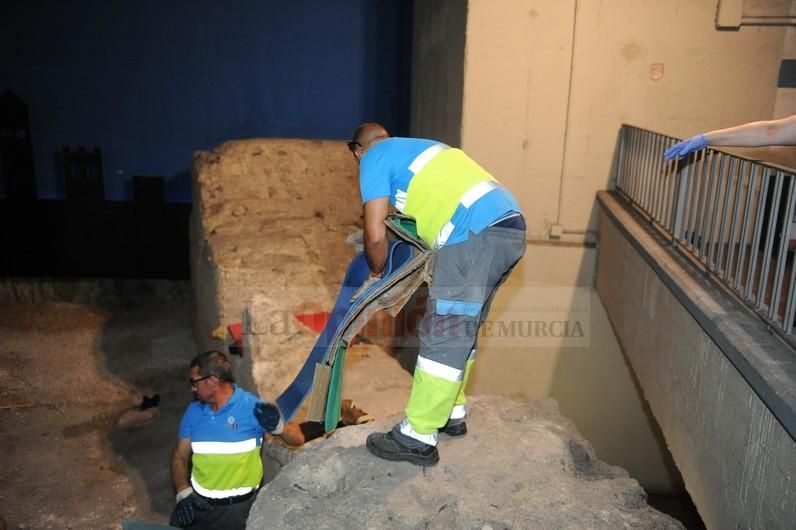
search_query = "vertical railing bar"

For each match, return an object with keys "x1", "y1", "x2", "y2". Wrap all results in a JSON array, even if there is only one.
[
  {"x1": 683, "y1": 150, "x2": 699, "y2": 249},
  {"x1": 650, "y1": 133, "x2": 663, "y2": 221},
  {"x1": 756, "y1": 171, "x2": 784, "y2": 311},
  {"x1": 659, "y1": 135, "x2": 672, "y2": 225},
  {"x1": 621, "y1": 127, "x2": 631, "y2": 197},
  {"x1": 690, "y1": 149, "x2": 709, "y2": 257},
  {"x1": 734, "y1": 163, "x2": 758, "y2": 291},
  {"x1": 639, "y1": 130, "x2": 651, "y2": 211},
  {"x1": 784, "y1": 260, "x2": 796, "y2": 335},
  {"x1": 661, "y1": 138, "x2": 675, "y2": 230},
  {"x1": 745, "y1": 167, "x2": 771, "y2": 300},
  {"x1": 616, "y1": 126, "x2": 625, "y2": 191},
  {"x1": 716, "y1": 158, "x2": 739, "y2": 275},
  {"x1": 699, "y1": 151, "x2": 718, "y2": 259},
  {"x1": 724, "y1": 160, "x2": 748, "y2": 282},
  {"x1": 769, "y1": 172, "x2": 795, "y2": 321},
  {"x1": 682, "y1": 154, "x2": 698, "y2": 244},
  {"x1": 707, "y1": 153, "x2": 728, "y2": 269},
  {"x1": 621, "y1": 127, "x2": 630, "y2": 197},
  {"x1": 783, "y1": 188, "x2": 796, "y2": 331},
  {"x1": 628, "y1": 128, "x2": 638, "y2": 202},
  {"x1": 649, "y1": 133, "x2": 660, "y2": 215},
  {"x1": 633, "y1": 128, "x2": 643, "y2": 204},
  {"x1": 636, "y1": 130, "x2": 647, "y2": 210},
  {"x1": 671, "y1": 155, "x2": 688, "y2": 244},
  {"x1": 666, "y1": 136, "x2": 681, "y2": 233}
]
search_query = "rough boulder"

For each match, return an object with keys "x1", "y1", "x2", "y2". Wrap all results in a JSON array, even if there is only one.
[{"x1": 247, "y1": 396, "x2": 684, "y2": 529}]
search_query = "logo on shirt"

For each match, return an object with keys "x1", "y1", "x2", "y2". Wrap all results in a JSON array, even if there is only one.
[{"x1": 227, "y1": 416, "x2": 238, "y2": 430}]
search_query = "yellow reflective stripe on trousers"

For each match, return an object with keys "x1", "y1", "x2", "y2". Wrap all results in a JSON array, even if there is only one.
[{"x1": 405, "y1": 358, "x2": 463, "y2": 434}]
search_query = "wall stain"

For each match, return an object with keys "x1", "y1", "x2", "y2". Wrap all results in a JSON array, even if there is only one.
[{"x1": 621, "y1": 42, "x2": 643, "y2": 62}]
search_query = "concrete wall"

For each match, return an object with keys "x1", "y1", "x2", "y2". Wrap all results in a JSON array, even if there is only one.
[
  {"x1": 461, "y1": 0, "x2": 790, "y2": 239},
  {"x1": 406, "y1": 0, "x2": 793, "y2": 493},
  {"x1": 596, "y1": 191, "x2": 796, "y2": 529},
  {"x1": 466, "y1": 257, "x2": 684, "y2": 490}
]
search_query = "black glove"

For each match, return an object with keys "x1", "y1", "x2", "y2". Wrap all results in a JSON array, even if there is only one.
[
  {"x1": 254, "y1": 401, "x2": 284, "y2": 434},
  {"x1": 174, "y1": 487, "x2": 210, "y2": 527}
]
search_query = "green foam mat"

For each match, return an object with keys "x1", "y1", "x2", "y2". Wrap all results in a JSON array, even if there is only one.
[{"x1": 324, "y1": 340, "x2": 347, "y2": 431}]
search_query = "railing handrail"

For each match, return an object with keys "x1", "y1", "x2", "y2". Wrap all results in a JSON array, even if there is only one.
[
  {"x1": 616, "y1": 124, "x2": 796, "y2": 346},
  {"x1": 621, "y1": 123, "x2": 796, "y2": 173}
]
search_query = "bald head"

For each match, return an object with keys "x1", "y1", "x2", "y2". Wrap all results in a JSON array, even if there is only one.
[{"x1": 351, "y1": 122, "x2": 390, "y2": 147}]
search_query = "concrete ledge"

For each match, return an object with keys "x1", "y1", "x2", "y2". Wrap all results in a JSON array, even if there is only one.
[{"x1": 596, "y1": 190, "x2": 796, "y2": 529}]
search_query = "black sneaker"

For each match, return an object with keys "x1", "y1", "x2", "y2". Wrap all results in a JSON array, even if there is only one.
[
  {"x1": 366, "y1": 431, "x2": 439, "y2": 466},
  {"x1": 441, "y1": 420, "x2": 467, "y2": 437}
]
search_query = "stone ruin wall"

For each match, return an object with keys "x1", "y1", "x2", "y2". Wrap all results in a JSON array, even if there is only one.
[{"x1": 190, "y1": 138, "x2": 360, "y2": 397}]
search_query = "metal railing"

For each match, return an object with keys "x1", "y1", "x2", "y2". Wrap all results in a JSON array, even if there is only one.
[{"x1": 616, "y1": 124, "x2": 796, "y2": 342}]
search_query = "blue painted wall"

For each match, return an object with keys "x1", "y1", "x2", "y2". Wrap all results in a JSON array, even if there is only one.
[{"x1": 0, "y1": 1, "x2": 411, "y2": 202}]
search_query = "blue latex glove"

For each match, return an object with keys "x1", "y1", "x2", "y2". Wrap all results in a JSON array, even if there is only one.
[
  {"x1": 174, "y1": 488, "x2": 210, "y2": 527},
  {"x1": 254, "y1": 401, "x2": 284, "y2": 434},
  {"x1": 663, "y1": 134, "x2": 708, "y2": 161}
]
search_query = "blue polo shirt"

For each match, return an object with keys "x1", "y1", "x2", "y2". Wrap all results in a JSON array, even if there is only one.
[
  {"x1": 178, "y1": 386, "x2": 265, "y2": 498},
  {"x1": 359, "y1": 137, "x2": 520, "y2": 247}
]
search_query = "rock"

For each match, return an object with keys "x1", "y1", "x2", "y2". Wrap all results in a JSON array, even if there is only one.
[{"x1": 247, "y1": 396, "x2": 684, "y2": 530}]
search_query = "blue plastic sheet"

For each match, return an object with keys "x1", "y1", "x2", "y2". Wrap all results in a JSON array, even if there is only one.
[{"x1": 276, "y1": 241, "x2": 419, "y2": 421}]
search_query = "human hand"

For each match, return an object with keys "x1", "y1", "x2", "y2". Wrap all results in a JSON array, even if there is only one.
[
  {"x1": 254, "y1": 401, "x2": 284, "y2": 434},
  {"x1": 663, "y1": 134, "x2": 708, "y2": 161},
  {"x1": 174, "y1": 487, "x2": 210, "y2": 527},
  {"x1": 350, "y1": 271, "x2": 383, "y2": 303}
]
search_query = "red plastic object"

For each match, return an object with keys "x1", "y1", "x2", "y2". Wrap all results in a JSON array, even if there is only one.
[
  {"x1": 294, "y1": 311, "x2": 331, "y2": 333},
  {"x1": 227, "y1": 322, "x2": 244, "y2": 357},
  {"x1": 228, "y1": 322, "x2": 243, "y2": 342}
]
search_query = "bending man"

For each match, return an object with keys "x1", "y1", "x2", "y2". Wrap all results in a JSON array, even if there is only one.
[{"x1": 348, "y1": 122, "x2": 526, "y2": 466}]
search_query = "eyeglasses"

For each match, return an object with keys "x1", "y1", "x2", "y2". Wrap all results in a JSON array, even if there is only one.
[
  {"x1": 346, "y1": 141, "x2": 361, "y2": 153},
  {"x1": 189, "y1": 375, "x2": 213, "y2": 387}
]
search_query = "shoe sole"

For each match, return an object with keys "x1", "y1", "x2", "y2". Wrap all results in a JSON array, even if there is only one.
[
  {"x1": 441, "y1": 423, "x2": 467, "y2": 437},
  {"x1": 366, "y1": 437, "x2": 439, "y2": 466}
]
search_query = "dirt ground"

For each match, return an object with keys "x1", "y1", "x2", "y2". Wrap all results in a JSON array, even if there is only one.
[
  {"x1": 0, "y1": 291, "x2": 412, "y2": 530},
  {"x1": 0, "y1": 298, "x2": 195, "y2": 529}
]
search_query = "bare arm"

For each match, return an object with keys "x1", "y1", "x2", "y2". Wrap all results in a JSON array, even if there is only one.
[
  {"x1": 170, "y1": 437, "x2": 192, "y2": 494},
  {"x1": 363, "y1": 197, "x2": 389, "y2": 275},
  {"x1": 705, "y1": 114, "x2": 796, "y2": 147}
]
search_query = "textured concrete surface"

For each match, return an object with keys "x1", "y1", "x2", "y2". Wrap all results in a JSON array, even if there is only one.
[
  {"x1": 247, "y1": 396, "x2": 683, "y2": 530},
  {"x1": 190, "y1": 139, "x2": 360, "y2": 394},
  {"x1": 596, "y1": 191, "x2": 796, "y2": 529}
]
